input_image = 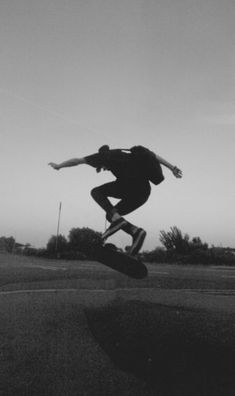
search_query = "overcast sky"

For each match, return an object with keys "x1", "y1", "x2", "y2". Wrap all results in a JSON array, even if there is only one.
[{"x1": 1, "y1": 0, "x2": 235, "y2": 250}]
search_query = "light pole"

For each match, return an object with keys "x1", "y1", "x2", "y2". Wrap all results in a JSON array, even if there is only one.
[{"x1": 55, "y1": 202, "x2": 62, "y2": 258}]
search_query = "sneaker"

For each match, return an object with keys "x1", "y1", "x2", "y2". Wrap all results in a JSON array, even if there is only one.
[
  {"x1": 102, "y1": 217, "x2": 127, "y2": 240},
  {"x1": 129, "y1": 228, "x2": 146, "y2": 256}
]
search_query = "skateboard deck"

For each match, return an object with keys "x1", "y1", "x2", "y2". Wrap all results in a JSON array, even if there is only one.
[{"x1": 91, "y1": 244, "x2": 148, "y2": 279}]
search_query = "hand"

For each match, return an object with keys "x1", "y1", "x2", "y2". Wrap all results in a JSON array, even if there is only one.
[
  {"x1": 48, "y1": 162, "x2": 61, "y2": 170},
  {"x1": 172, "y1": 166, "x2": 182, "y2": 178}
]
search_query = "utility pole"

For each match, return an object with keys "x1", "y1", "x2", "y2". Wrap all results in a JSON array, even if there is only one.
[{"x1": 55, "y1": 201, "x2": 62, "y2": 258}]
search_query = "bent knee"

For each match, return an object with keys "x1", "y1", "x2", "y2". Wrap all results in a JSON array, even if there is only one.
[
  {"x1": 90, "y1": 187, "x2": 100, "y2": 199},
  {"x1": 91, "y1": 186, "x2": 107, "y2": 202}
]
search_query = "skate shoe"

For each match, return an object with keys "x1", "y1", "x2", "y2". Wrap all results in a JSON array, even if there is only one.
[
  {"x1": 102, "y1": 217, "x2": 127, "y2": 240},
  {"x1": 129, "y1": 228, "x2": 146, "y2": 256}
]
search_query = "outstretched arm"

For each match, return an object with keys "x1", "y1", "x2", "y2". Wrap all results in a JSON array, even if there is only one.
[
  {"x1": 155, "y1": 154, "x2": 182, "y2": 178},
  {"x1": 48, "y1": 157, "x2": 87, "y2": 170}
]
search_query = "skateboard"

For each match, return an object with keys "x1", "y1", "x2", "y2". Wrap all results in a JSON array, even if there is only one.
[{"x1": 91, "y1": 243, "x2": 148, "y2": 279}]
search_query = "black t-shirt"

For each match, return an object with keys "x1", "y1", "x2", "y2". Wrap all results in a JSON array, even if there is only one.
[{"x1": 85, "y1": 149, "x2": 149, "y2": 183}]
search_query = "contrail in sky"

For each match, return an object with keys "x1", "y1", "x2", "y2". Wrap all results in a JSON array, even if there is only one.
[{"x1": 0, "y1": 87, "x2": 110, "y2": 140}]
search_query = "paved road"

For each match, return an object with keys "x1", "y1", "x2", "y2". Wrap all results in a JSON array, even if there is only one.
[
  {"x1": 1, "y1": 255, "x2": 234, "y2": 313},
  {"x1": 1, "y1": 254, "x2": 235, "y2": 396}
]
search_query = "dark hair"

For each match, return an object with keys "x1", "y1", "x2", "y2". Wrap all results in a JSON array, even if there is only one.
[
  {"x1": 98, "y1": 145, "x2": 110, "y2": 154},
  {"x1": 96, "y1": 145, "x2": 110, "y2": 172}
]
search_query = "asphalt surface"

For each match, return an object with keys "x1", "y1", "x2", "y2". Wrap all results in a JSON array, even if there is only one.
[{"x1": 0, "y1": 254, "x2": 235, "y2": 395}]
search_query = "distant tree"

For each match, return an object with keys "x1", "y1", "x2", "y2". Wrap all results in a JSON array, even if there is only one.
[
  {"x1": 0, "y1": 236, "x2": 15, "y2": 253},
  {"x1": 68, "y1": 227, "x2": 102, "y2": 254},
  {"x1": 189, "y1": 237, "x2": 208, "y2": 251},
  {"x1": 46, "y1": 234, "x2": 68, "y2": 254},
  {"x1": 159, "y1": 226, "x2": 190, "y2": 254}
]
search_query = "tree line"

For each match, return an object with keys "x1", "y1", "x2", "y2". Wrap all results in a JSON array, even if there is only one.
[
  {"x1": 142, "y1": 226, "x2": 235, "y2": 265},
  {"x1": 2, "y1": 226, "x2": 235, "y2": 265},
  {"x1": 24, "y1": 227, "x2": 103, "y2": 260}
]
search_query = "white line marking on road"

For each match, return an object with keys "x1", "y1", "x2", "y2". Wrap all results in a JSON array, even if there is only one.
[
  {"x1": 0, "y1": 289, "x2": 79, "y2": 295},
  {"x1": 209, "y1": 266, "x2": 235, "y2": 271},
  {"x1": 24, "y1": 264, "x2": 67, "y2": 271},
  {"x1": 0, "y1": 288, "x2": 148, "y2": 296},
  {"x1": 0, "y1": 288, "x2": 235, "y2": 296},
  {"x1": 149, "y1": 271, "x2": 169, "y2": 275}
]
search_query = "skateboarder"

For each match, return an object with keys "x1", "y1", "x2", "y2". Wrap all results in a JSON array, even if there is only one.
[{"x1": 49, "y1": 145, "x2": 182, "y2": 255}]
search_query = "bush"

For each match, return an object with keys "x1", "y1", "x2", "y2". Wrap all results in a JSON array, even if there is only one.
[
  {"x1": 59, "y1": 250, "x2": 87, "y2": 260},
  {"x1": 141, "y1": 247, "x2": 167, "y2": 263},
  {"x1": 23, "y1": 246, "x2": 39, "y2": 256}
]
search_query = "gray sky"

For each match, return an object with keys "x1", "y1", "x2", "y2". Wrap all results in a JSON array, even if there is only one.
[{"x1": 1, "y1": 0, "x2": 235, "y2": 249}]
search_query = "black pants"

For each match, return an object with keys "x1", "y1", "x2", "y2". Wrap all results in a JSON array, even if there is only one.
[{"x1": 91, "y1": 180, "x2": 151, "y2": 219}]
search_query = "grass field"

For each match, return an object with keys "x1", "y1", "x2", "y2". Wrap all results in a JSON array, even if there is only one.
[{"x1": 0, "y1": 253, "x2": 235, "y2": 395}]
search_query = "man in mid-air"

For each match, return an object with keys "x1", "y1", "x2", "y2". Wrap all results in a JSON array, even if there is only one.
[{"x1": 49, "y1": 145, "x2": 182, "y2": 255}]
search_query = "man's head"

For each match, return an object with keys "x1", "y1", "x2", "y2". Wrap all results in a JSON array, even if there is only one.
[
  {"x1": 96, "y1": 145, "x2": 110, "y2": 172},
  {"x1": 98, "y1": 145, "x2": 110, "y2": 154}
]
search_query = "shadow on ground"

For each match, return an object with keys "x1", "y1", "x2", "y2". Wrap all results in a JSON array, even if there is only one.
[
  {"x1": 0, "y1": 293, "x2": 149, "y2": 396},
  {"x1": 85, "y1": 300, "x2": 235, "y2": 396}
]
